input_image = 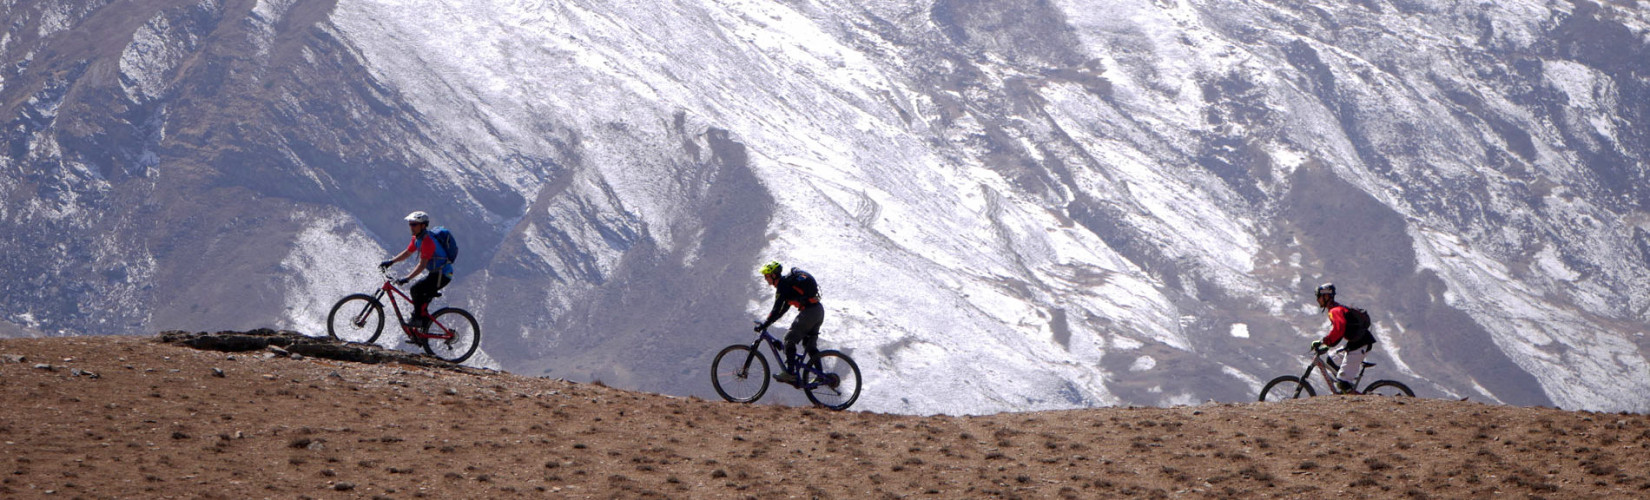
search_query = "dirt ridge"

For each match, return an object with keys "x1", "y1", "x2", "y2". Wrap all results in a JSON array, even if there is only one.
[{"x1": 2, "y1": 333, "x2": 1649, "y2": 498}]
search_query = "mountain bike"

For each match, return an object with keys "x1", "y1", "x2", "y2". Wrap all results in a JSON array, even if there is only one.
[
  {"x1": 325, "y1": 269, "x2": 481, "y2": 363},
  {"x1": 711, "y1": 322, "x2": 862, "y2": 410},
  {"x1": 1259, "y1": 344, "x2": 1413, "y2": 401}
]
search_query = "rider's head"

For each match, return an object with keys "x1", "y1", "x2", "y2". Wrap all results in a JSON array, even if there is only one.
[
  {"x1": 760, "y1": 261, "x2": 783, "y2": 286},
  {"x1": 1315, "y1": 282, "x2": 1337, "y2": 310},
  {"x1": 405, "y1": 211, "x2": 430, "y2": 234}
]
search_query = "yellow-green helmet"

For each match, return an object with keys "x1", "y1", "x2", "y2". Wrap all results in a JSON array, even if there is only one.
[{"x1": 759, "y1": 261, "x2": 782, "y2": 277}]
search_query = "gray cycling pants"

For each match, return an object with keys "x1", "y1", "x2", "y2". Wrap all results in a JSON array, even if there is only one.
[{"x1": 784, "y1": 305, "x2": 824, "y2": 368}]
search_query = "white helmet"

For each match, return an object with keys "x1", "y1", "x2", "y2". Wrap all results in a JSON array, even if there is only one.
[{"x1": 404, "y1": 211, "x2": 430, "y2": 224}]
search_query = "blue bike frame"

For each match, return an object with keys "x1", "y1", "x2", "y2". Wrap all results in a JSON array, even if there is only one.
[{"x1": 744, "y1": 326, "x2": 835, "y2": 390}]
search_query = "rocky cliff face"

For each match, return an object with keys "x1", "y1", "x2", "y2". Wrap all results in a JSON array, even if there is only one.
[{"x1": 3, "y1": 0, "x2": 1648, "y2": 414}]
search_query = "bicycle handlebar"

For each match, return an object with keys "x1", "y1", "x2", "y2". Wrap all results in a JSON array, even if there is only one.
[{"x1": 377, "y1": 267, "x2": 411, "y2": 287}]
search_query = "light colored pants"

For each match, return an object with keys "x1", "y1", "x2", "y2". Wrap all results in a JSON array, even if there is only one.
[{"x1": 1337, "y1": 345, "x2": 1371, "y2": 385}]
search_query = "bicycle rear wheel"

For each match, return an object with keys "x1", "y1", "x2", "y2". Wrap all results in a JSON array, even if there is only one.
[
  {"x1": 423, "y1": 308, "x2": 480, "y2": 363},
  {"x1": 804, "y1": 350, "x2": 862, "y2": 411},
  {"x1": 1259, "y1": 375, "x2": 1316, "y2": 401},
  {"x1": 326, "y1": 294, "x2": 384, "y2": 344},
  {"x1": 711, "y1": 345, "x2": 769, "y2": 403},
  {"x1": 1362, "y1": 380, "x2": 1414, "y2": 397}
]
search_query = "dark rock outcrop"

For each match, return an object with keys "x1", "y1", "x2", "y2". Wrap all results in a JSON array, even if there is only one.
[{"x1": 158, "y1": 329, "x2": 484, "y2": 371}]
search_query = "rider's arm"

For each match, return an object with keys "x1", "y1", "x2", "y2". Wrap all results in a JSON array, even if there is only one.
[
  {"x1": 404, "y1": 235, "x2": 434, "y2": 279},
  {"x1": 407, "y1": 257, "x2": 428, "y2": 280},
  {"x1": 760, "y1": 290, "x2": 792, "y2": 328},
  {"x1": 386, "y1": 238, "x2": 419, "y2": 265},
  {"x1": 386, "y1": 247, "x2": 414, "y2": 264},
  {"x1": 1322, "y1": 307, "x2": 1347, "y2": 346}
]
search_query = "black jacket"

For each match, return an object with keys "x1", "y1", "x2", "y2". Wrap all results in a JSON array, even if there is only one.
[{"x1": 762, "y1": 269, "x2": 820, "y2": 326}]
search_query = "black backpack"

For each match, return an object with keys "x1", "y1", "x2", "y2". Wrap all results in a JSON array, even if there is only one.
[
  {"x1": 1342, "y1": 306, "x2": 1374, "y2": 344},
  {"x1": 787, "y1": 269, "x2": 820, "y2": 298}
]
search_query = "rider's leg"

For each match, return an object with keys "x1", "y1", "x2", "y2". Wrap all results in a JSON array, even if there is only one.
[
  {"x1": 1336, "y1": 345, "x2": 1371, "y2": 391},
  {"x1": 802, "y1": 331, "x2": 821, "y2": 371},
  {"x1": 781, "y1": 330, "x2": 801, "y2": 369},
  {"x1": 774, "y1": 327, "x2": 802, "y2": 385},
  {"x1": 409, "y1": 273, "x2": 449, "y2": 324},
  {"x1": 790, "y1": 305, "x2": 824, "y2": 374}
]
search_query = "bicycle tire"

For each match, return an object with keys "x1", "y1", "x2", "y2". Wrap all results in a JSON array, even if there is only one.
[
  {"x1": 326, "y1": 294, "x2": 384, "y2": 344},
  {"x1": 1258, "y1": 375, "x2": 1316, "y2": 401},
  {"x1": 1361, "y1": 380, "x2": 1414, "y2": 397},
  {"x1": 711, "y1": 345, "x2": 769, "y2": 403},
  {"x1": 804, "y1": 350, "x2": 862, "y2": 411},
  {"x1": 423, "y1": 307, "x2": 481, "y2": 363}
]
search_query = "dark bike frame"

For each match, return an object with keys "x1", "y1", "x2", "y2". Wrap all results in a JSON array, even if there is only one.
[
  {"x1": 1301, "y1": 348, "x2": 1369, "y2": 395},
  {"x1": 1263, "y1": 346, "x2": 1412, "y2": 399},
  {"x1": 737, "y1": 325, "x2": 839, "y2": 391},
  {"x1": 354, "y1": 270, "x2": 458, "y2": 344}
]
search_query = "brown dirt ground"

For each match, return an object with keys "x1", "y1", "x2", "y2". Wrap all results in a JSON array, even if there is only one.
[{"x1": 3, "y1": 335, "x2": 1650, "y2": 499}]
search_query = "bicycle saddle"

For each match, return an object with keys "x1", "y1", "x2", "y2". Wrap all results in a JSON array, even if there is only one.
[{"x1": 1363, "y1": 361, "x2": 1376, "y2": 367}]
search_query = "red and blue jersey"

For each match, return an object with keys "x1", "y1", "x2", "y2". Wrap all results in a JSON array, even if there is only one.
[{"x1": 407, "y1": 232, "x2": 454, "y2": 276}]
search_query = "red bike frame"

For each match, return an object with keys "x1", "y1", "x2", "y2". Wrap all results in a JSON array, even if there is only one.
[{"x1": 361, "y1": 272, "x2": 455, "y2": 342}]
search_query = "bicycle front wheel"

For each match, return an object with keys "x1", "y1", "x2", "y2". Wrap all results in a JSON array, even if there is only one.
[
  {"x1": 711, "y1": 345, "x2": 769, "y2": 403},
  {"x1": 1362, "y1": 380, "x2": 1414, "y2": 397},
  {"x1": 804, "y1": 350, "x2": 862, "y2": 411},
  {"x1": 326, "y1": 294, "x2": 384, "y2": 344},
  {"x1": 1259, "y1": 375, "x2": 1316, "y2": 401},
  {"x1": 423, "y1": 308, "x2": 480, "y2": 363}
]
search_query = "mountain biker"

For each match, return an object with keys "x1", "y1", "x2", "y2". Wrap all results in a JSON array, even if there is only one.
[
  {"x1": 379, "y1": 211, "x2": 453, "y2": 332},
  {"x1": 1311, "y1": 283, "x2": 1378, "y2": 394},
  {"x1": 756, "y1": 261, "x2": 823, "y2": 386}
]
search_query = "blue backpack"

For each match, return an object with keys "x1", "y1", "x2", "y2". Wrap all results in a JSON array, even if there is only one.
[{"x1": 425, "y1": 226, "x2": 458, "y2": 265}]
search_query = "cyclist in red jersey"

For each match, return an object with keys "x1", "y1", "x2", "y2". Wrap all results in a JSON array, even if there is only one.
[
  {"x1": 379, "y1": 211, "x2": 453, "y2": 332},
  {"x1": 1311, "y1": 283, "x2": 1378, "y2": 393}
]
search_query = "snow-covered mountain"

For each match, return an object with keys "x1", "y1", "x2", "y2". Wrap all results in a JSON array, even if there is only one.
[{"x1": 3, "y1": 0, "x2": 1647, "y2": 414}]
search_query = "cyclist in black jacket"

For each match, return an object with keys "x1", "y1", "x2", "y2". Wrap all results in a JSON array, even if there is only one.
[{"x1": 756, "y1": 261, "x2": 823, "y2": 386}]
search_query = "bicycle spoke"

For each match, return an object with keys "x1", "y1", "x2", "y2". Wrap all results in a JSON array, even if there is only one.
[
  {"x1": 804, "y1": 351, "x2": 861, "y2": 411},
  {"x1": 421, "y1": 308, "x2": 480, "y2": 363},
  {"x1": 1259, "y1": 376, "x2": 1314, "y2": 401},
  {"x1": 327, "y1": 295, "x2": 384, "y2": 344},
  {"x1": 711, "y1": 345, "x2": 769, "y2": 403},
  {"x1": 1362, "y1": 380, "x2": 1415, "y2": 397}
]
